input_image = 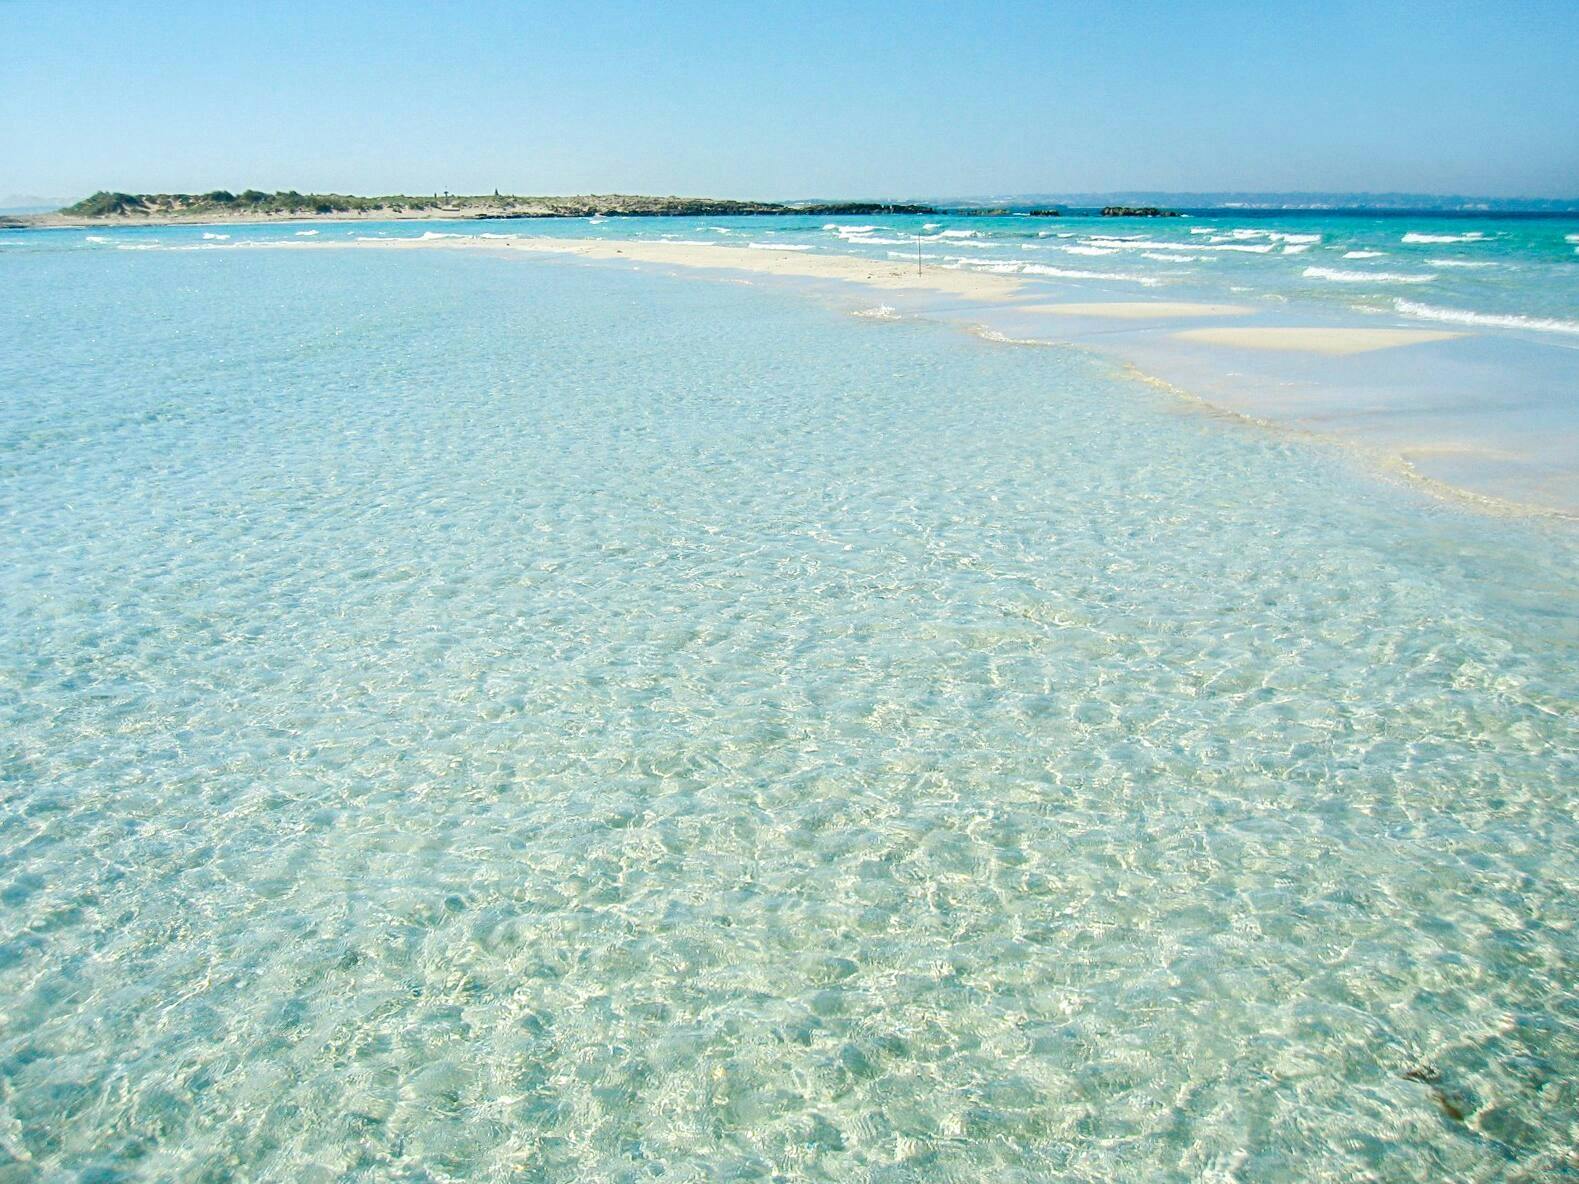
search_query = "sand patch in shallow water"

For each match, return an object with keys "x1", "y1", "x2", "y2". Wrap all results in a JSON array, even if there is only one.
[
  {"x1": 1022, "y1": 301, "x2": 1255, "y2": 319},
  {"x1": 1172, "y1": 327, "x2": 1463, "y2": 354}
]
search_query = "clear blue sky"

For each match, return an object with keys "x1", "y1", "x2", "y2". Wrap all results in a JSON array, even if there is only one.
[{"x1": 3, "y1": 0, "x2": 1576, "y2": 202}]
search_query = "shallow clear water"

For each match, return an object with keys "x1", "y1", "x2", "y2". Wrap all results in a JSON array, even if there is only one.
[{"x1": 2, "y1": 245, "x2": 1578, "y2": 1182}]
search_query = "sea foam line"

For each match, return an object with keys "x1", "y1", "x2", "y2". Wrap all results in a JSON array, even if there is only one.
[
  {"x1": 1020, "y1": 262, "x2": 1163, "y2": 285},
  {"x1": 1394, "y1": 299, "x2": 1579, "y2": 335},
  {"x1": 1085, "y1": 238, "x2": 1275, "y2": 254},
  {"x1": 1304, "y1": 266, "x2": 1437, "y2": 284}
]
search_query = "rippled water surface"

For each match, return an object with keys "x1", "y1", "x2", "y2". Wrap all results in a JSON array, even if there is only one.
[{"x1": 3, "y1": 246, "x2": 1578, "y2": 1182}]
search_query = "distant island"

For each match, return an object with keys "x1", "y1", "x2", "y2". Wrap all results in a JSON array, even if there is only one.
[
  {"x1": 5, "y1": 189, "x2": 1576, "y2": 231},
  {"x1": 37, "y1": 190, "x2": 941, "y2": 225}
]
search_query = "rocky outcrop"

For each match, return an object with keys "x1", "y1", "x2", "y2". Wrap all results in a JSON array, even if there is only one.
[
  {"x1": 797, "y1": 202, "x2": 937, "y2": 216},
  {"x1": 1100, "y1": 206, "x2": 1181, "y2": 217}
]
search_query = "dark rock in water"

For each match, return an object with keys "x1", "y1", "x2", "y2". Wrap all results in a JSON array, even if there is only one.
[
  {"x1": 1026, "y1": 208, "x2": 1062, "y2": 216},
  {"x1": 1100, "y1": 206, "x2": 1182, "y2": 217},
  {"x1": 1402, "y1": 1064, "x2": 1440, "y2": 1084},
  {"x1": 1431, "y1": 1089, "x2": 1468, "y2": 1123}
]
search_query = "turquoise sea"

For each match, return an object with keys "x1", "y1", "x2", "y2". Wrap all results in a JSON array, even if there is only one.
[{"x1": 2, "y1": 218, "x2": 1578, "y2": 1181}]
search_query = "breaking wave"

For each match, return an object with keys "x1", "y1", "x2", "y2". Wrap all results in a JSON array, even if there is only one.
[
  {"x1": 1394, "y1": 299, "x2": 1579, "y2": 335},
  {"x1": 1303, "y1": 266, "x2": 1437, "y2": 284}
]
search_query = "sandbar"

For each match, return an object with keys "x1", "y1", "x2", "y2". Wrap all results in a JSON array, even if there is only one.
[
  {"x1": 1021, "y1": 301, "x2": 1255, "y2": 319},
  {"x1": 1171, "y1": 327, "x2": 1463, "y2": 354},
  {"x1": 307, "y1": 234, "x2": 1031, "y2": 302}
]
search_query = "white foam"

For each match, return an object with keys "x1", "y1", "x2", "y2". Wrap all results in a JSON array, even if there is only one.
[
  {"x1": 840, "y1": 234, "x2": 911, "y2": 245},
  {"x1": 922, "y1": 223, "x2": 940, "y2": 230},
  {"x1": 930, "y1": 237, "x2": 1001, "y2": 248},
  {"x1": 1394, "y1": 299, "x2": 1579, "y2": 335},
  {"x1": 1567, "y1": 234, "x2": 1579, "y2": 244},
  {"x1": 294, "y1": 229, "x2": 319, "y2": 236},
  {"x1": 85, "y1": 235, "x2": 109, "y2": 244},
  {"x1": 1401, "y1": 231, "x2": 1486, "y2": 244},
  {"x1": 1342, "y1": 250, "x2": 1386, "y2": 259},
  {"x1": 939, "y1": 229, "x2": 979, "y2": 238},
  {"x1": 1082, "y1": 236, "x2": 1273, "y2": 254},
  {"x1": 201, "y1": 232, "x2": 230, "y2": 240},
  {"x1": 974, "y1": 328, "x2": 1050, "y2": 345},
  {"x1": 853, "y1": 304, "x2": 899, "y2": 320},
  {"x1": 1270, "y1": 232, "x2": 1321, "y2": 244},
  {"x1": 1141, "y1": 252, "x2": 1199, "y2": 262},
  {"x1": 748, "y1": 242, "x2": 812, "y2": 251},
  {"x1": 1020, "y1": 263, "x2": 1162, "y2": 285},
  {"x1": 1303, "y1": 266, "x2": 1437, "y2": 284},
  {"x1": 1062, "y1": 245, "x2": 1117, "y2": 255},
  {"x1": 1425, "y1": 258, "x2": 1498, "y2": 268},
  {"x1": 1204, "y1": 243, "x2": 1277, "y2": 253},
  {"x1": 825, "y1": 224, "x2": 880, "y2": 233},
  {"x1": 1280, "y1": 244, "x2": 1312, "y2": 254},
  {"x1": 418, "y1": 231, "x2": 467, "y2": 240}
]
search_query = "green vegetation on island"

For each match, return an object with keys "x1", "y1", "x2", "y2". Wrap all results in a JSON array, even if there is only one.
[
  {"x1": 58, "y1": 190, "x2": 940, "y2": 221},
  {"x1": 1100, "y1": 205, "x2": 1181, "y2": 217}
]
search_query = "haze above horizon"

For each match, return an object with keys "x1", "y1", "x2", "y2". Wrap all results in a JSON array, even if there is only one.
[{"x1": 2, "y1": 0, "x2": 1576, "y2": 201}]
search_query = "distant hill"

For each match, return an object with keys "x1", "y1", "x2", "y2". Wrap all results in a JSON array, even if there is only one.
[
  {"x1": 0, "y1": 194, "x2": 65, "y2": 214},
  {"x1": 921, "y1": 191, "x2": 1579, "y2": 213}
]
